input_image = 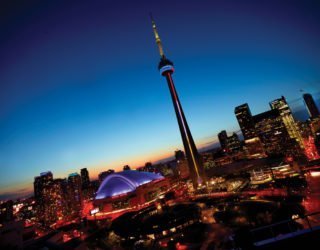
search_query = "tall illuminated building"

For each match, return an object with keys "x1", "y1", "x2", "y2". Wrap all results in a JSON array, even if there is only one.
[
  {"x1": 253, "y1": 109, "x2": 291, "y2": 156},
  {"x1": 303, "y1": 93, "x2": 320, "y2": 119},
  {"x1": 270, "y1": 96, "x2": 304, "y2": 149},
  {"x1": 34, "y1": 171, "x2": 53, "y2": 201},
  {"x1": 218, "y1": 130, "x2": 241, "y2": 153},
  {"x1": 33, "y1": 172, "x2": 68, "y2": 226},
  {"x1": 235, "y1": 104, "x2": 265, "y2": 158},
  {"x1": 151, "y1": 16, "x2": 206, "y2": 187},
  {"x1": 42, "y1": 178, "x2": 67, "y2": 225},
  {"x1": 227, "y1": 132, "x2": 241, "y2": 153},
  {"x1": 218, "y1": 130, "x2": 228, "y2": 150},
  {"x1": 235, "y1": 104, "x2": 256, "y2": 140},
  {"x1": 34, "y1": 171, "x2": 53, "y2": 223},
  {"x1": 68, "y1": 173, "x2": 82, "y2": 216}
]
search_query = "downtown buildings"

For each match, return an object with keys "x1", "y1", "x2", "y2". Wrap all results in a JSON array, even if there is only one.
[
  {"x1": 218, "y1": 130, "x2": 241, "y2": 153},
  {"x1": 33, "y1": 171, "x2": 84, "y2": 226},
  {"x1": 4, "y1": 12, "x2": 319, "y2": 246},
  {"x1": 233, "y1": 94, "x2": 319, "y2": 160}
]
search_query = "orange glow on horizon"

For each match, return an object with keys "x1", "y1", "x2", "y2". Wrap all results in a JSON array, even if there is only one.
[
  {"x1": 1, "y1": 136, "x2": 218, "y2": 198},
  {"x1": 83, "y1": 136, "x2": 218, "y2": 181},
  {"x1": 0, "y1": 181, "x2": 33, "y2": 199}
]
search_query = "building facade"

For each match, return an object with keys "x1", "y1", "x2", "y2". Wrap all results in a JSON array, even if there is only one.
[
  {"x1": 67, "y1": 173, "x2": 82, "y2": 217},
  {"x1": 218, "y1": 130, "x2": 241, "y2": 153},
  {"x1": 235, "y1": 103, "x2": 257, "y2": 140},
  {"x1": 253, "y1": 109, "x2": 293, "y2": 156},
  {"x1": 80, "y1": 168, "x2": 90, "y2": 190},
  {"x1": 303, "y1": 93, "x2": 320, "y2": 119},
  {"x1": 42, "y1": 178, "x2": 68, "y2": 226},
  {"x1": 270, "y1": 96, "x2": 304, "y2": 149}
]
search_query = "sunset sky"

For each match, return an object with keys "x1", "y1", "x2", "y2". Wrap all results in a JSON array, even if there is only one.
[{"x1": 1, "y1": 0, "x2": 320, "y2": 199}]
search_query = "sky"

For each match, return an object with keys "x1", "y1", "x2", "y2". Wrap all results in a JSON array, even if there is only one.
[{"x1": 1, "y1": 0, "x2": 320, "y2": 200}]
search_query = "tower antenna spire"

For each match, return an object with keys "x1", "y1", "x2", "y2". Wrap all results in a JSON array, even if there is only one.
[{"x1": 150, "y1": 13, "x2": 165, "y2": 58}]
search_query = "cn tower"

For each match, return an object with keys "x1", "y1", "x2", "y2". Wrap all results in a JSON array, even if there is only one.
[{"x1": 150, "y1": 16, "x2": 206, "y2": 187}]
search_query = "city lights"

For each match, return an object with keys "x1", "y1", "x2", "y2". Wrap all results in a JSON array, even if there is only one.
[{"x1": 1, "y1": 1, "x2": 320, "y2": 249}]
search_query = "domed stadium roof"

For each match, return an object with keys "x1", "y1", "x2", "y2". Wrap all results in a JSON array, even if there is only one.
[{"x1": 95, "y1": 170, "x2": 164, "y2": 200}]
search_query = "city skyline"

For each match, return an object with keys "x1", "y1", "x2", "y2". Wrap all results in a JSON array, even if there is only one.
[
  {"x1": 1, "y1": 91, "x2": 318, "y2": 200},
  {"x1": 1, "y1": 0, "x2": 320, "y2": 199}
]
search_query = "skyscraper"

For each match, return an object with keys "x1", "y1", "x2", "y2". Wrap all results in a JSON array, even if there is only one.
[
  {"x1": 42, "y1": 178, "x2": 68, "y2": 225},
  {"x1": 33, "y1": 172, "x2": 69, "y2": 225},
  {"x1": 253, "y1": 109, "x2": 292, "y2": 156},
  {"x1": 235, "y1": 104, "x2": 256, "y2": 140},
  {"x1": 234, "y1": 104, "x2": 265, "y2": 159},
  {"x1": 67, "y1": 173, "x2": 82, "y2": 216},
  {"x1": 218, "y1": 130, "x2": 241, "y2": 153},
  {"x1": 34, "y1": 171, "x2": 53, "y2": 201},
  {"x1": 80, "y1": 168, "x2": 90, "y2": 190},
  {"x1": 218, "y1": 130, "x2": 228, "y2": 150},
  {"x1": 303, "y1": 93, "x2": 320, "y2": 119},
  {"x1": 227, "y1": 132, "x2": 241, "y2": 153},
  {"x1": 174, "y1": 149, "x2": 189, "y2": 179},
  {"x1": 270, "y1": 96, "x2": 304, "y2": 149},
  {"x1": 151, "y1": 16, "x2": 206, "y2": 187},
  {"x1": 34, "y1": 171, "x2": 53, "y2": 222}
]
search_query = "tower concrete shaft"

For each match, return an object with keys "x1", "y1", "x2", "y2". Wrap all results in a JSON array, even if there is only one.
[{"x1": 151, "y1": 16, "x2": 206, "y2": 187}]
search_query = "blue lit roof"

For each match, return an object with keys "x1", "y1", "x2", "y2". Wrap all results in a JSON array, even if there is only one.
[
  {"x1": 95, "y1": 170, "x2": 164, "y2": 200},
  {"x1": 40, "y1": 171, "x2": 52, "y2": 176},
  {"x1": 69, "y1": 172, "x2": 79, "y2": 177}
]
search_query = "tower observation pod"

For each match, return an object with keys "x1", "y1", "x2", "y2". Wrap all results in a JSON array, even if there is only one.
[{"x1": 150, "y1": 15, "x2": 206, "y2": 188}]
